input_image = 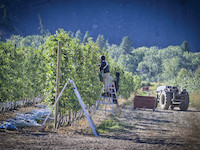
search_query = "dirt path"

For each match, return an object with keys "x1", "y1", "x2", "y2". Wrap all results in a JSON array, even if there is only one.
[
  {"x1": 102, "y1": 102, "x2": 200, "y2": 149},
  {"x1": 0, "y1": 97, "x2": 200, "y2": 150}
]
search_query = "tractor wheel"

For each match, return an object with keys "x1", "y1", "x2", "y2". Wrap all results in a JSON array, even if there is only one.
[
  {"x1": 179, "y1": 92, "x2": 189, "y2": 111},
  {"x1": 160, "y1": 92, "x2": 171, "y2": 110}
]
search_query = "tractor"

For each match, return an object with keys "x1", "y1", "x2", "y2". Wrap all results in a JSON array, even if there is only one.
[{"x1": 156, "y1": 86, "x2": 189, "y2": 111}]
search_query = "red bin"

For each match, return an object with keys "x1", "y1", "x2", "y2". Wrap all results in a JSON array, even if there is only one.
[
  {"x1": 142, "y1": 86, "x2": 149, "y2": 91},
  {"x1": 133, "y1": 95, "x2": 157, "y2": 111}
]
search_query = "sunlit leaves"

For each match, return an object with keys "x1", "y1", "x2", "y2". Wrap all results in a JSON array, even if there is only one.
[
  {"x1": 0, "y1": 29, "x2": 142, "y2": 115},
  {"x1": 0, "y1": 42, "x2": 45, "y2": 102}
]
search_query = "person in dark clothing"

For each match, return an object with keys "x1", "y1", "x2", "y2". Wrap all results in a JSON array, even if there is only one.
[
  {"x1": 114, "y1": 72, "x2": 120, "y2": 93},
  {"x1": 99, "y1": 55, "x2": 110, "y2": 95}
]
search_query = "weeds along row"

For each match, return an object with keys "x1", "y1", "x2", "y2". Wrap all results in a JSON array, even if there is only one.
[{"x1": 0, "y1": 29, "x2": 142, "y2": 115}]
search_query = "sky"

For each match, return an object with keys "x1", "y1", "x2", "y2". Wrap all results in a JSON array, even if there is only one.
[{"x1": 0, "y1": 0, "x2": 200, "y2": 52}]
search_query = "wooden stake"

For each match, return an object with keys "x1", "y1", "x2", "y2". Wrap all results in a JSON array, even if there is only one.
[{"x1": 54, "y1": 40, "x2": 62, "y2": 128}]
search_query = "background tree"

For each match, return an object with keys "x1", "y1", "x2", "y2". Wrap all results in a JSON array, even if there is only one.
[
  {"x1": 82, "y1": 31, "x2": 90, "y2": 43},
  {"x1": 159, "y1": 46, "x2": 183, "y2": 60},
  {"x1": 118, "y1": 54, "x2": 134, "y2": 72},
  {"x1": 181, "y1": 40, "x2": 190, "y2": 52},
  {"x1": 162, "y1": 57, "x2": 180, "y2": 82},
  {"x1": 75, "y1": 29, "x2": 82, "y2": 41},
  {"x1": 176, "y1": 68, "x2": 193, "y2": 90},
  {"x1": 137, "y1": 47, "x2": 161, "y2": 82},
  {"x1": 105, "y1": 39, "x2": 199, "y2": 83},
  {"x1": 182, "y1": 52, "x2": 200, "y2": 71},
  {"x1": 6, "y1": 35, "x2": 23, "y2": 48},
  {"x1": 37, "y1": 14, "x2": 48, "y2": 35},
  {"x1": 193, "y1": 66, "x2": 200, "y2": 93},
  {"x1": 67, "y1": 30, "x2": 74, "y2": 38},
  {"x1": 104, "y1": 39, "x2": 109, "y2": 51},
  {"x1": 131, "y1": 47, "x2": 147, "y2": 74},
  {"x1": 96, "y1": 34, "x2": 106, "y2": 50},
  {"x1": 107, "y1": 44, "x2": 120, "y2": 61},
  {"x1": 119, "y1": 36, "x2": 133, "y2": 55}
]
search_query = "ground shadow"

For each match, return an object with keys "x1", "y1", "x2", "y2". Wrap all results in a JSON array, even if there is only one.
[
  {"x1": 175, "y1": 109, "x2": 200, "y2": 113},
  {"x1": 99, "y1": 134, "x2": 184, "y2": 147}
]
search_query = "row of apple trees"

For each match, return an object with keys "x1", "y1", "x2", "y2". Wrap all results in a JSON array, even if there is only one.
[{"x1": 0, "y1": 29, "x2": 141, "y2": 114}]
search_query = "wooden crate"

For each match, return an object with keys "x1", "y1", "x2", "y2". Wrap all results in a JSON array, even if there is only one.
[
  {"x1": 142, "y1": 86, "x2": 149, "y2": 91},
  {"x1": 133, "y1": 95, "x2": 157, "y2": 111}
]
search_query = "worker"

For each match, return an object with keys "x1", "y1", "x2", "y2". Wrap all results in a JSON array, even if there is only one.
[
  {"x1": 99, "y1": 55, "x2": 110, "y2": 96},
  {"x1": 114, "y1": 72, "x2": 120, "y2": 93}
]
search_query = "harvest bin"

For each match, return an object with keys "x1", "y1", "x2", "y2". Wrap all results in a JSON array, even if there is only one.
[
  {"x1": 133, "y1": 95, "x2": 157, "y2": 111},
  {"x1": 142, "y1": 86, "x2": 149, "y2": 91}
]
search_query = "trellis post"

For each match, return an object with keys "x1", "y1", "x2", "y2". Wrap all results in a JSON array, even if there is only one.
[{"x1": 55, "y1": 40, "x2": 62, "y2": 128}]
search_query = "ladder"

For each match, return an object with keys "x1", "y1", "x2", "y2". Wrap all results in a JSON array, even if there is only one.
[
  {"x1": 40, "y1": 79, "x2": 99, "y2": 137},
  {"x1": 95, "y1": 77, "x2": 119, "y2": 115}
]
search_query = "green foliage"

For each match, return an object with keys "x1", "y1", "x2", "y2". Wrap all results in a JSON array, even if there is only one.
[
  {"x1": 118, "y1": 54, "x2": 134, "y2": 72},
  {"x1": 181, "y1": 40, "x2": 190, "y2": 52},
  {"x1": 194, "y1": 66, "x2": 200, "y2": 92},
  {"x1": 6, "y1": 34, "x2": 47, "y2": 49},
  {"x1": 98, "y1": 117, "x2": 133, "y2": 134},
  {"x1": 96, "y1": 34, "x2": 106, "y2": 50},
  {"x1": 82, "y1": 31, "x2": 90, "y2": 43},
  {"x1": 176, "y1": 68, "x2": 192, "y2": 89},
  {"x1": 162, "y1": 57, "x2": 180, "y2": 81},
  {"x1": 169, "y1": 66, "x2": 200, "y2": 108},
  {"x1": 0, "y1": 42, "x2": 45, "y2": 102},
  {"x1": 190, "y1": 92, "x2": 200, "y2": 109},
  {"x1": 105, "y1": 36, "x2": 200, "y2": 108},
  {"x1": 107, "y1": 44, "x2": 121, "y2": 61},
  {"x1": 41, "y1": 29, "x2": 102, "y2": 109},
  {"x1": 0, "y1": 29, "x2": 141, "y2": 115},
  {"x1": 119, "y1": 36, "x2": 133, "y2": 55},
  {"x1": 67, "y1": 30, "x2": 74, "y2": 38},
  {"x1": 133, "y1": 75, "x2": 142, "y2": 93},
  {"x1": 107, "y1": 55, "x2": 140, "y2": 99},
  {"x1": 137, "y1": 46, "x2": 161, "y2": 81},
  {"x1": 175, "y1": 66, "x2": 200, "y2": 94},
  {"x1": 182, "y1": 52, "x2": 200, "y2": 71},
  {"x1": 139, "y1": 91, "x2": 148, "y2": 96},
  {"x1": 20, "y1": 35, "x2": 46, "y2": 49},
  {"x1": 6, "y1": 35, "x2": 23, "y2": 48},
  {"x1": 111, "y1": 41, "x2": 199, "y2": 83},
  {"x1": 75, "y1": 29, "x2": 82, "y2": 42}
]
